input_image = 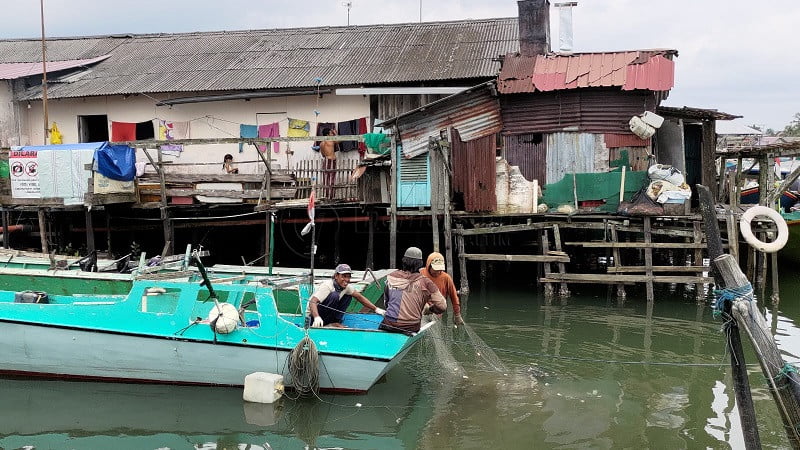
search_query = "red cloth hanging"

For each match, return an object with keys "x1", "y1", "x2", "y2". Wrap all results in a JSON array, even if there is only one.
[{"x1": 111, "y1": 122, "x2": 136, "y2": 141}]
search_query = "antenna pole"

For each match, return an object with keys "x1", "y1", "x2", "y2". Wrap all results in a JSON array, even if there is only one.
[{"x1": 40, "y1": 0, "x2": 49, "y2": 145}]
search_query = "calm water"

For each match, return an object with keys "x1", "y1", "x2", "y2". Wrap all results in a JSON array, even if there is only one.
[{"x1": 4, "y1": 274, "x2": 800, "y2": 449}]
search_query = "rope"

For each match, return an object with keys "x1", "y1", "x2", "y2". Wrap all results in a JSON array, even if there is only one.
[
  {"x1": 712, "y1": 282, "x2": 753, "y2": 319},
  {"x1": 286, "y1": 335, "x2": 320, "y2": 398}
]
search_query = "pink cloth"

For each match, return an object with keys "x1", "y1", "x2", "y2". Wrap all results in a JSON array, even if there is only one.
[{"x1": 258, "y1": 123, "x2": 280, "y2": 153}]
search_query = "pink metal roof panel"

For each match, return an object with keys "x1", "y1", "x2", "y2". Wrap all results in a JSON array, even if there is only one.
[
  {"x1": 622, "y1": 54, "x2": 674, "y2": 91},
  {"x1": 0, "y1": 54, "x2": 110, "y2": 80},
  {"x1": 507, "y1": 50, "x2": 675, "y2": 93}
]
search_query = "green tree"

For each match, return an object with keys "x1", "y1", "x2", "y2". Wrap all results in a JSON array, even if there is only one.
[{"x1": 783, "y1": 113, "x2": 800, "y2": 136}]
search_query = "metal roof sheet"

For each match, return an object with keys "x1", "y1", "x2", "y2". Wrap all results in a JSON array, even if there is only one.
[
  {"x1": 1, "y1": 18, "x2": 520, "y2": 100},
  {"x1": 498, "y1": 50, "x2": 677, "y2": 94},
  {"x1": 0, "y1": 54, "x2": 110, "y2": 80}
]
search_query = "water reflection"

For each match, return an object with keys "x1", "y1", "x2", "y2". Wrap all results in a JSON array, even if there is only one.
[{"x1": 5, "y1": 275, "x2": 800, "y2": 448}]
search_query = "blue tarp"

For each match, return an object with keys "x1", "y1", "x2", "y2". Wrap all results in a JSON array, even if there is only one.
[
  {"x1": 20, "y1": 142, "x2": 137, "y2": 182},
  {"x1": 94, "y1": 143, "x2": 136, "y2": 181}
]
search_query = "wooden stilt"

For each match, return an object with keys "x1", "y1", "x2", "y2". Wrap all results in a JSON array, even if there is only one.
[
  {"x1": 697, "y1": 184, "x2": 761, "y2": 449},
  {"x1": 37, "y1": 208, "x2": 48, "y2": 254},
  {"x1": 106, "y1": 212, "x2": 112, "y2": 254},
  {"x1": 610, "y1": 225, "x2": 626, "y2": 301},
  {"x1": 758, "y1": 232, "x2": 768, "y2": 301},
  {"x1": 456, "y1": 224, "x2": 469, "y2": 294},
  {"x1": 431, "y1": 209, "x2": 440, "y2": 252},
  {"x1": 443, "y1": 204, "x2": 454, "y2": 278},
  {"x1": 389, "y1": 136, "x2": 398, "y2": 268},
  {"x1": 552, "y1": 224, "x2": 570, "y2": 297},
  {"x1": 366, "y1": 212, "x2": 374, "y2": 269},
  {"x1": 540, "y1": 229, "x2": 554, "y2": 299},
  {"x1": 770, "y1": 251, "x2": 780, "y2": 306},
  {"x1": 85, "y1": 208, "x2": 95, "y2": 255},
  {"x1": 643, "y1": 217, "x2": 654, "y2": 303},
  {"x1": 726, "y1": 209, "x2": 739, "y2": 265},
  {"x1": 334, "y1": 221, "x2": 341, "y2": 266},
  {"x1": 692, "y1": 221, "x2": 704, "y2": 302},
  {"x1": 264, "y1": 211, "x2": 271, "y2": 268},
  {"x1": 1, "y1": 209, "x2": 9, "y2": 249}
]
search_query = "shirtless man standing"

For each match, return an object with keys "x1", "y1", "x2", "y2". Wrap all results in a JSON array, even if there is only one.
[{"x1": 320, "y1": 128, "x2": 336, "y2": 198}]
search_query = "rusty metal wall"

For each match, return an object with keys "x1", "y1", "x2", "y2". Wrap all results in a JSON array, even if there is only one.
[
  {"x1": 393, "y1": 84, "x2": 503, "y2": 158},
  {"x1": 451, "y1": 129, "x2": 497, "y2": 212},
  {"x1": 503, "y1": 133, "x2": 546, "y2": 184},
  {"x1": 500, "y1": 88, "x2": 657, "y2": 135}
]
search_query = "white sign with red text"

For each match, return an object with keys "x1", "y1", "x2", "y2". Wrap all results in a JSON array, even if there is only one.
[{"x1": 9, "y1": 149, "x2": 39, "y2": 198}]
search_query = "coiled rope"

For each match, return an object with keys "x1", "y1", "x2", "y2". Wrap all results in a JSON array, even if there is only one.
[
  {"x1": 287, "y1": 335, "x2": 320, "y2": 397},
  {"x1": 712, "y1": 282, "x2": 753, "y2": 319}
]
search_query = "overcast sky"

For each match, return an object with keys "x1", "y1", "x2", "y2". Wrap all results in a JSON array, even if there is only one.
[{"x1": 2, "y1": 0, "x2": 797, "y2": 131}]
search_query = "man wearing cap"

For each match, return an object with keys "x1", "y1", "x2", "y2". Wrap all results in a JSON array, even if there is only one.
[
  {"x1": 308, "y1": 263, "x2": 385, "y2": 328},
  {"x1": 379, "y1": 247, "x2": 447, "y2": 334},
  {"x1": 421, "y1": 252, "x2": 464, "y2": 326}
]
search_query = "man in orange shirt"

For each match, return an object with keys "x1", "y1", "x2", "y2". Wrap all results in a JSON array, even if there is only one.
[{"x1": 420, "y1": 252, "x2": 463, "y2": 325}]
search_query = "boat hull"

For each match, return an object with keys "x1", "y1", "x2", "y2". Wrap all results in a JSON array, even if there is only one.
[{"x1": 0, "y1": 318, "x2": 412, "y2": 393}]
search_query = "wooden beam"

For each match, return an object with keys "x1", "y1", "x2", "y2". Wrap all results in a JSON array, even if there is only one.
[
  {"x1": 456, "y1": 223, "x2": 469, "y2": 294},
  {"x1": 607, "y1": 266, "x2": 709, "y2": 273},
  {"x1": 565, "y1": 242, "x2": 713, "y2": 249},
  {"x1": 463, "y1": 253, "x2": 570, "y2": 263},
  {"x1": 644, "y1": 217, "x2": 654, "y2": 302},
  {"x1": 540, "y1": 273, "x2": 715, "y2": 284}
]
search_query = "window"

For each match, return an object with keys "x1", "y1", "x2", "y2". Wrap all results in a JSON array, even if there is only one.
[{"x1": 78, "y1": 115, "x2": 109, "y2": 142}]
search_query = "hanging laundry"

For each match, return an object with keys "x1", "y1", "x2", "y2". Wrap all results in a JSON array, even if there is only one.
[
  {"x1": 287, "y1": 118, "x2": 310, "y2": 138},
  {"x1": 337, "y1": 119, "x2": 359, "y2": 152},
  {"x1": 258, "y1": 123, "x2": 281, "y2": 153},
  {"x1": 49, "y1": 122, "x2": 63, "y2": 145},
  {"x1": 314, "y1": 122, "x2": 336, "y2": 152},
  {"x1": 363, "y1": 133, "x2": 391, "y2": 155},
  {"x1": 239, "y1": 124, "x2": 258, "y2": 153},
  {"x1": 111, "y1": 120, "x2": 155, "y2": 142},
  {"x1": 357, "y1": 117, "x2": 368, "y2": 157},
  {"x1": 157, "y1": 120, "x2": 190, "y2": 153},
  {"x1": 136, "y1": 121, "x2": 155, "y2": 140},
  {"x1": 111, "y1": 122, "x2": 136, "y2": 141}
]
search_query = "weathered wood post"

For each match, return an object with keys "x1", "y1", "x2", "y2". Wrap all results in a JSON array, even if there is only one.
[
  {"x1": 716, "y1": 253, "x2": 800, "y2": 447},
  {"x1": 697, "y1": 184, "x2": 761, "y2": 449},
  {"x1": 455, "y1": 224, "x2": 469, "y2": 294},
  {"x1": 2, "y1": 209, "x2": 10, "y2": 249},
  {"x1": 37, "y1": 208, "x2": 48, "y2": 254}
]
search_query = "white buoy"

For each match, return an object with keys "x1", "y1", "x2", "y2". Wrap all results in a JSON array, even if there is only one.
[
  {"x1": 207, "y1": 302, "x2": 239, "y2": 334},
  {"x1": 243, "y1": 372, "x2": 284, "y2": 404}
]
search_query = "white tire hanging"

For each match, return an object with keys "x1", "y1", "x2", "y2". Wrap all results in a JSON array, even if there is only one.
[{"x1": 739, "y1": 206, "x2": 789, "y2": 253}]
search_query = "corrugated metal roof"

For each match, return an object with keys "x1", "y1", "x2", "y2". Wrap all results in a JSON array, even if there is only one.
[
  {"x1": 0, "y1": 54, "x2": 110, "y2": 80},
  {"x1": 1, "y1": 18, "x2": 519, "y2": 100},
  {"x1": 384, "y1": 82, "x2": 502, "y2": 158},
  {"x1": 498, "y1": 50, "x2": 677, "y2": 94}
]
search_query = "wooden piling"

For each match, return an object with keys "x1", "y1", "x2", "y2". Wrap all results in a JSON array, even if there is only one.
[
  {"x1": 431, "y1": 210, "x2": 440, "y2": 252},
  {"x1": 552, "y1": 224, "x2": 570, "y2": 297},
  {"x1": 2, "y1": 209, "x2": 9, "y2": 249},
  {"x1": 716, "y1": 254, "x2": 800, "y2": 448},
  {"x1": 366, "y1": 211, "x2": 375, "y2": 269},
  {"x1": 692, "y1": 221, "x2": 704, "y2": 302},
  {"x1": 540, "y1": 229, "x2": 554, "y2": 299},
  {"x1": 455, "y1": 224, "x2": 469, "y2": 294},
  {"x1": 643, "y1": 217, "x2": 654, "y2": 303},
  {"x1": 610, "y1": 224, "x2": 626, "y2": 301},
  {"x1": 697, "y1": 184, "x2": 761, "y2": 450},
  {"x1": 771, "y1": 251, "x2": 780, "y2": 306},
  {"x1": 37, "y1": 208, "x2": 48, "y2": 254},
  {"x1": 443, "y1": 204, "x2": 454, "y2": 278},
  {"x1": 85, "y1": 208, "x2": 95, "y2": 254}
]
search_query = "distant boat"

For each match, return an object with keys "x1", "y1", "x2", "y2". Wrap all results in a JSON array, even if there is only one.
[
  {"x1": 0, "y1": 274, "x2": 427, "y2": 393},
  {"x1": 739, "y1": 187, "x2": 800, "y2": 211}
]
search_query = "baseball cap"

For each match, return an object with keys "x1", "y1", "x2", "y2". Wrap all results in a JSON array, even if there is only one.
[
  {"x1": 430, "y1": 257, "x2": 445, "y2": 271},
  {"x1": 334, "y1": 263, "x2": 352, "y2": 274},
  {"x1": 403, "y1": 247, "x2": 423, "y2": 260}
]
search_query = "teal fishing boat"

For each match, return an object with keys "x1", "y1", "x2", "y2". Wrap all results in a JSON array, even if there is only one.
[{"x1": 0, "y1": 270, "x2": 431, "y2": 393}]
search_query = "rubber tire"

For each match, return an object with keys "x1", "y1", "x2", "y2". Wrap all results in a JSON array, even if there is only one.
[{"x1": 739, "y1": 205, "x2": 789, "y2": 253}]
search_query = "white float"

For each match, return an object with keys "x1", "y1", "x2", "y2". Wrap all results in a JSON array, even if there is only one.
[
  {"x1": 739, "y1": 206, "x2": 789, "y2": 253},
  {"x1": 243, "y1": 372, "x2": 284, "y2": 404}
]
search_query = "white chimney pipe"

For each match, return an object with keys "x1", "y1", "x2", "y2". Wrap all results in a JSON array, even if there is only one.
[{"x1": 554, "y1": 2, "x2": 577, "y2": 52}]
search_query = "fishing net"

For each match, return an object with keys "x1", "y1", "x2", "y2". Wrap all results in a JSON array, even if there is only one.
[
  {"x1": 460, "y1": 321, "x2": 509, "y2": 374},
  {"x1": 419, "y1": 315, "x2": 466, "y2": 378}
]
